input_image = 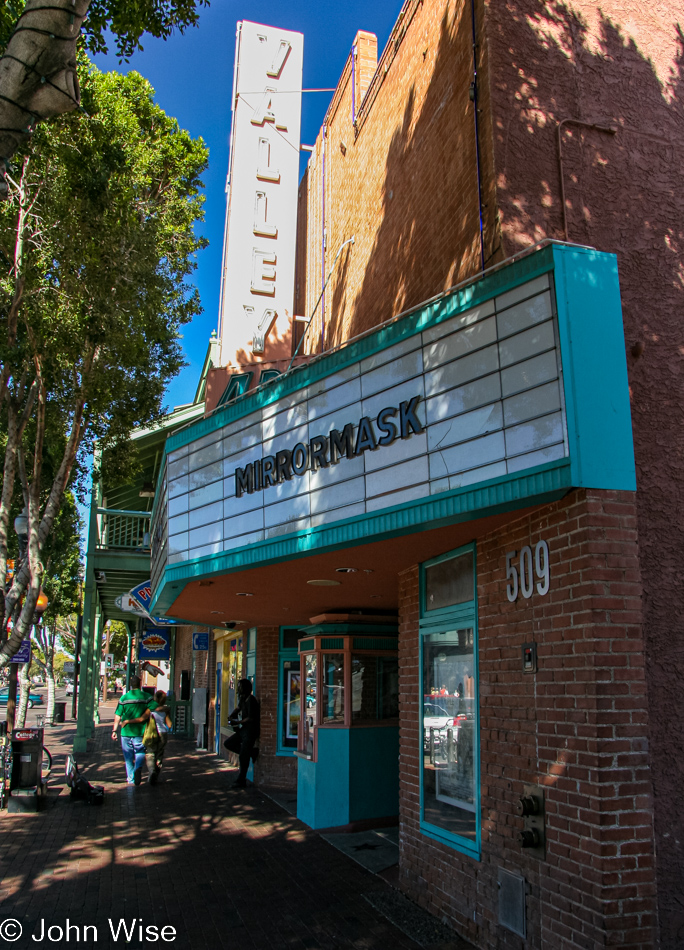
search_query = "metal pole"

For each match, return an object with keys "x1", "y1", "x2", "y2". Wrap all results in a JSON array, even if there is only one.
[
  {"x1": 71, "y1": 609, "x2": 82, "y2": 721},
  {"x1": 125, "y1": 623, "x2": 133, "y2": 691}
]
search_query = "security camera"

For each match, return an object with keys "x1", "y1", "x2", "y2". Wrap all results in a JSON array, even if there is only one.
[{"x1": 223, "y1": 621, "x2": 237, "y2": 630}]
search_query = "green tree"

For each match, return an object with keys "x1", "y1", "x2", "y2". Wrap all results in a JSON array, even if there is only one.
[
  {"x1": 0, "y1": 61, "x2": 207, "y2": 668},
  {"x1": 0, "y1": 1, "x2": 209, "y2": 193},
  {"x1": 25, "y1": 492, "x2": 82, "y2": 723}
]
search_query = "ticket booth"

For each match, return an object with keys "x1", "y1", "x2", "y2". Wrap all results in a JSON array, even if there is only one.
[{"x1": 295, "y1": 619, "x2": 399, "y2": 830}]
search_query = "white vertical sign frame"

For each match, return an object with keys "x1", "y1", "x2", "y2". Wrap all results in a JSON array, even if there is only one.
[{"x1": 218, "y1": 21, "x2": 304, "y2": 365}]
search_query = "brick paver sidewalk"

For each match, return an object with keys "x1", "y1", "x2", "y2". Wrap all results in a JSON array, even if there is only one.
[{"x1": 0, "y1": 701, "x2": 430, "y2": 950}]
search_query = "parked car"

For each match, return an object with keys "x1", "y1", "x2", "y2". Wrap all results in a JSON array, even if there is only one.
[
  {"x1": 65, "y1": 681, "x2": 74, "y2": 696},
  {"x1": 423, "y1": 703, "x2": 470, "y2": 754},
  {"x1": 0, "y1": 686, "x2": 44, "y2": 708}
]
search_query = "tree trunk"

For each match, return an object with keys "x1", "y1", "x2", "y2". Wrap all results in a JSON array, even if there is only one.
[
  {"x1": 15, "y1": 661, "x2": 30, "y2": 728},
  {"x1": 45, "y1": 665, "x2": 56, "y2": 726},
  {"x1": 0, "y1": 1, "x2": 90, "y2": 195}
]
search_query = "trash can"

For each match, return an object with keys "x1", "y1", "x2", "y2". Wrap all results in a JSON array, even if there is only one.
[{"x1": 54, "y1": 702, "x2": 66, "y2": 723}]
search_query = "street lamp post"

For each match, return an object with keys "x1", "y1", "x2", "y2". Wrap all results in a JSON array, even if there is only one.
[{"x1": 6, "y1": 506, "x2": 28, "y2": 734}]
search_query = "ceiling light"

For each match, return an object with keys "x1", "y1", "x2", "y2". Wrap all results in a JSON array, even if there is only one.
[
  {"x1": 139, "y1": 481, "x2": 155, "y2": 498},
  {"x1": 211, "y1": 610, "x2": 225, "y2": 615},
  {"x1": 335, "y1": 567, "x2": 358, "y2": 574},
  {"x1": 370, "y1": 595, "x2": 381, "y2": 599},
  {"x1": 236, "y1": 592, "x2": 254, "y2": 597},
  {"x1": 307, "y1": 579, "x2": 341, "y2": 587},
  {"x1": 363, "y1": 569, "x2": 374, "y2": 574},
  {"x1": 199, "y1": 580, "x2": 213, "y2": 587}
]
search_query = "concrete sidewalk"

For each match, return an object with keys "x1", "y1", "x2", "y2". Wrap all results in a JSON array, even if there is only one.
[{"x1": 0, "y1": 701, "x2": 471, "y2": 950}]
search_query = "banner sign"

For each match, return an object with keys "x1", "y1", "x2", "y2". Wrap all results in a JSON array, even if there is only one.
[
  {"x1": 139, "y1": 627, "x2": 171, "y2": 660},
  {"x1": 117, "y1": 583, "x2": 182, "y2": 625},
  {"x1": 115, "y1": 592, "x2": 148, "y2": 616},
  {"x1": 10, "y1": 639, "x2": 31, "y2": 664},
  {"x1": 130, "y1": 580, "x2": 153, "y2": 611}
]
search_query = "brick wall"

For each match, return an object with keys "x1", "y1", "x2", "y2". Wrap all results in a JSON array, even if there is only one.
[
  {"x1": 480, "y1": 1, "x2": 684, "y2": 940},
  {"x1": 295, "y1": 0, "x2": 488, "y2": 353},
  {"x1": 398, "y1": 489, "x2": 656, "y2": 949},
  {"x1": 253, "y1": 626, "x2": 297, "y2": 790}
]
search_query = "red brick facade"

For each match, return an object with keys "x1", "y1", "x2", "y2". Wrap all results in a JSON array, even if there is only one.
[
  {"x1": 399, "y1": 489, "x2": 656, "y2": 948},
  {"x1": 252, "y1": 626, "x2": 297, "y2": 790},
  {"x1": 287, "y1": 0, "x2": 682, "y2": 942}
]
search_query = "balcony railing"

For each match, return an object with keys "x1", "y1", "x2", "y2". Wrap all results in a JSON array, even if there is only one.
[{"x1": 96, "y1": 508, "x2": 151, "y2": 551}]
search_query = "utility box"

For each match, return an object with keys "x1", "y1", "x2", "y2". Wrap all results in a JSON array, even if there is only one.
[
  {"x1": 192, "y1": 687, "x2": 207, "y2": 725},
  {"x1": 54, "y1": 702, "x2": 66, "y2": 724}
]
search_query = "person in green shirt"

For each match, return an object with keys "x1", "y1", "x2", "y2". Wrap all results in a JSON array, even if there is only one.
[{"x1": 111, "y1": 675, "x2": 158, "y2": 785}]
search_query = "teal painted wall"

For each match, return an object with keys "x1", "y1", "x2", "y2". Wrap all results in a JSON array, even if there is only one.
[
  {"x1": 297, "y1": 726, "x2": 399, "y2": 829},
  {"x1": 297, "y1": 729, "x2": 350, "y2": 829},
  {"x1": 349, "y1": 727, "x2": 399, "y2": 823}
]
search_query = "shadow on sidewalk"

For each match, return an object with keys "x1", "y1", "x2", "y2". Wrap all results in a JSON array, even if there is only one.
[{"x1": 0, "y1": 715, "x2": 472, "y2": 950}]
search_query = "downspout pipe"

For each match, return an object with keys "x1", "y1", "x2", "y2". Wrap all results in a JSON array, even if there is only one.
[
  {"x1": 352, "y1": 44, "x2": 357, "y2": 125},
  {"x1": 470, "y1": 0, "x2": 485, "y2": 273},
  {"x1": 320, "y1": 125, "x2": 327, "y2": 352}
]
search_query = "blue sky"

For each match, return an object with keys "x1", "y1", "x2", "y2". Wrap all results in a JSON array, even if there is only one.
[{"x1": 94, "y1": 1, "x2": 403, "y2": 410}]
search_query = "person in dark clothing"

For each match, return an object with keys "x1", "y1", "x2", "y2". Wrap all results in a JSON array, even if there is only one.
[{"x1": 224, "y1": 679, "x2": 260, "y2": 787}]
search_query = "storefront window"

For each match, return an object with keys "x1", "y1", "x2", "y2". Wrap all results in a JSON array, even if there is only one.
[
  {"x1": 281, "y1": 659, "x2": 301, "y2": 749},
  {"x1": 425, "y1": 551, "x2": 473, "y2": 611},
  {"x1": 322, "y1": 654, "x2": 345, "y2": 723},
  {"x1": 422, "y1": 628, "x2": 476, "y2": 840},
  {"x1": 352, "y1": 656, "x2": 399, "y2": 721},
  {"x1": 420, "y1": 546, "x2": 479, "y2": 857},
  {"x1": 278, "y1": 628, "x2": 304, "y2": 755}
]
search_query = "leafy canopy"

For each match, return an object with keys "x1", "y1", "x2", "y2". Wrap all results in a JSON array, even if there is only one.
[
  {"x1": 0, "y1": 60, "x2": 208, "y2": 487},
  {"x1": 0, "y1": 1, "x2": 210, "y2": 60}
]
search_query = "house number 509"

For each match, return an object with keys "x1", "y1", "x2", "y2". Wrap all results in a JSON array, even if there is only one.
[{"x1": 506, "y1": 541, "x2": 550, "y2": 602}]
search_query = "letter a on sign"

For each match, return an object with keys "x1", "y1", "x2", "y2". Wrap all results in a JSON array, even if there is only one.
[{"x1": 251, "y1": 87, "x2": 288, "y2": 131}]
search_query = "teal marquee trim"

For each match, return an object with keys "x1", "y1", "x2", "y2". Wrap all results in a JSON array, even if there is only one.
[{"x1": 151, "y1": 458, "x2": 571, "y2": 615}]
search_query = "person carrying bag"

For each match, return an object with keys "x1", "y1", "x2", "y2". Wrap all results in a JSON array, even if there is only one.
[{"x1": 223, "y1": 679, "x2": 260, "y2": 788}]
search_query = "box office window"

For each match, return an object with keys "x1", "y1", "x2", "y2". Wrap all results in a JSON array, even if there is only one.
[
  {"x1": 298, "y1": 653, "x2": 317, "y2": 758},
  {"x1": 420, "y1": 545, "x2": 480, "y2": 858},
  {"x1": 322, "y1": 654, "x2": 345, "y2": 723},
  {"x1": 352, "y1": 656, "x2": 399, "y2": 721}
]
